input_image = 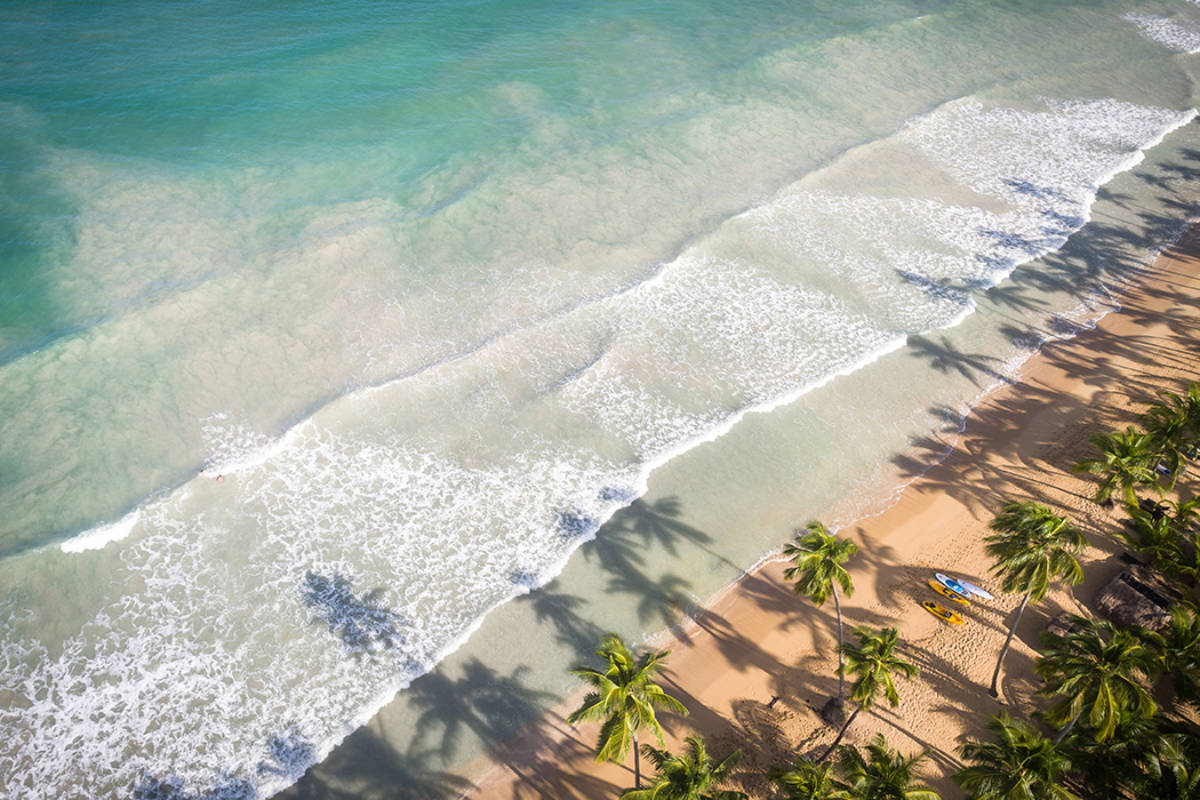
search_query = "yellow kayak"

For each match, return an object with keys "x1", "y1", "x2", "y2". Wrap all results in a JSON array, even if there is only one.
[
  {"x1": 928, "y1": 579, "x2": 971, "y2": 605},
  {"x1": 922, "y1": 600, "x2": 965, "y2": 625}
]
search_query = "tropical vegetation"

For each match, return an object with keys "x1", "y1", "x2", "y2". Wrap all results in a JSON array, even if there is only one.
[
  {"x1": 820, "y1": 626, "x2": 919, "y2": 760},
  {"x1": 1072, "y1": 426, "x2": 1164, "y2": 508},
  {"x1": 770, "y1": 738, "x2": 938, "y2": 800},
  {"x1": 783, "y1": 521, "x2": 858, "y2": 713},
  {"x1": 984, "y1": 500, "x2": 1086, "y2": 698},
  {"x1": 767, "y1": 755, "x2": 849, "y2": 800},
  {"x1": 560, "y1": 382, "x2": 1200, "y2": 800},
  {"x1": 1154, "y1": 603, "x2": 1200, "y2": 707},
  {"x1": 620, "y1": 735, "x2": 746, "y2": 800},
  {"x1": 954, "y1": 711, "x2": 1078, "y2": 800},
  {"x1": 568, "y1": 633, "x2": 688, "y2": 788},
  {"x1": 835, "y1": 735, "x2": 939, "y2": 800},
  {"x1": 1035, "y1": 616, "x2": 1156, "y2": 742}
]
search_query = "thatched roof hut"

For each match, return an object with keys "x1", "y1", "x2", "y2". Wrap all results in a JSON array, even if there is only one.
[{"x1": 1094, "y1": 566, "x2": 1174, "y2": 631}]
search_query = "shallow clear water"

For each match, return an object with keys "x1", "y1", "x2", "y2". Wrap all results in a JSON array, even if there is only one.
[{"x1": 2, "y1": 1, "x2": 1200, "y2": 796}]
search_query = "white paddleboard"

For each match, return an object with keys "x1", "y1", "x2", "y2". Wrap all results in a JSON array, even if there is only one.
[{"x1": 955, "y1": 578, "x2": 994, "y2": 601}]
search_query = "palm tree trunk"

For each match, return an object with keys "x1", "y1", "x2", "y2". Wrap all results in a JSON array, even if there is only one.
[
  {"x1": 818, "y1": 705, "x2": 861, "y2": 762},
  {"x1": 1053, "y1": 711, "x2": 1082, "y2": 745},
  {"x1": 833, "y1": 586, "x2": 845, "y2": 702},
  {"x1": 989, "y1": 591, "x2": 1031, "y2": 699},
  {"x1": 1097, "y1": 475, "x2": 1116, "y2": 506},
  {"x1": 1122, "y1": 482, "x2": 1141, "y2": 512},
  {"x1": 633, "y1": 731, "x2": 640, "y2": 788}
]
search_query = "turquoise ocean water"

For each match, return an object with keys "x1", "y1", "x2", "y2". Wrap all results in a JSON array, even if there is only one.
[{"x1": 3, "y1": 1, "x2": 1200, "y2": 796}]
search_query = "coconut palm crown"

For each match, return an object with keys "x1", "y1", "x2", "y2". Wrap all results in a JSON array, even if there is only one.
[
  {"x1": 783, "y1": 522, "x2": 858, "y2": 703},
  {"x1": 835, "y1": 734, "x2": 940, "y2": 800},
  {"x1": 1072, "y1": 426, "x2": 1163, "y2": 508},
  {"x1": 767, "y1": 755, "x2": 851, "y2": 800},
  {"x1": 1142, "y1": 386, "x2": 1200, "y2": 488},
  {"x1": 954, "y1": 711, "x2": 1078, "y2": 800},
  {"x1": 985, "y1": 500, "x2": 1085, "y2": 698},
  {"x1": 1036, "y1": 615, "x2": 1156, "y2": 742},
  {"x1": 621, "y1": 735, "x2": 746, "y2": 800},
  {"x1": 1138, "y1": 729, "x2": 1200, "y2": 800},
  {"x1": 1120, "y1": 501, "x2": 1200, "y2": 586},
  {"x1": 1155, "y1": 604, "x2": 1200, "y2": 707},
  {"x1": 1059, "y1": 710, "x2": 1165, "y2": 800},
  {"x1": 568, "y1": 633, "x2": 688, "y2": 788},
  {"x1": 819, "y1": 626, "x2": 919, "y2": 761}
]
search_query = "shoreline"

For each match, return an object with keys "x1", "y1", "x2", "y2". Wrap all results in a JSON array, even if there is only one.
[{"x1": 462, "y1": 225, "x2": 1200, "y2": 798}]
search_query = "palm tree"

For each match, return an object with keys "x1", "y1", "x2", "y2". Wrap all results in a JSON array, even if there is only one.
[
  {"x1": 1184, "y1": 381, "x2": 1200, "y2": 452},
  {"x1": 1143, "y1": 390, "x2": 1200, "y2": 489},
  {"x1": 1072, "y1": 426, "x2": 1162, "y2": 508},
  {"x1": 1153, "y1": 604, "x2": 1200, "y2": 707},
  {"x1": 835, "y1": 734, "x2": 940, "y2": 800},
  {"x1": 953, "y1": 711, "x2": 1078, "y2": 800},
  {"x1": 568, "y1": 633, "x2": 688, "y2": 788},
  {"x1": 985, "y1": 501, "x2": 1086, "y2": 699},
  {"x1": 1169, "y1": 496, "x2": 1200, "y2": 533},
  {"x1": 621, "y1": 736, "x2": 746, "y2": 800},
  {"x1": 767, "y1": 755, "x2": 851, "y2": 800},
  {"x1": 1170, "y1": 379, "x2": 1200, "y2": 423},
  {"x1": 1119, "y1": 503, "x2": 1198, "y2": 586},
  {"x1": 819, "y1": 627, "x2": 919, "y2": 761},
  {"x1": 1035, "y1": 615, "x2": 1156, "y2": 743},
  {"x1": 1059, "y1": 709, "x2": 1162, "y2": 799},
  {"x1": 1137, "y1": 728, "x2": 1200, "y2": 800},
  {"x1": 783, "y1": 522, "x2": 858, "y2": 713}
]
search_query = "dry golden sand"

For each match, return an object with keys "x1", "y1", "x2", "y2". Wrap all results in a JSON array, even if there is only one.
[{"x1": 465, "y1": 227, "x2": 1200, "y2": 799}]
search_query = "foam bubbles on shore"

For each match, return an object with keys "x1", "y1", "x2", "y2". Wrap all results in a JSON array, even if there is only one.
[
  {"x1": 900, "y1": 98, "x2": 1194, "y2": 203},
  {"x1": 1124, "y1": 12, "x2": 1200, "y2": 53},
  {"x1": 59, "y1": 509, "x2": 141, "y2": 553},
  {"x1": 200, "y1": 413, "x2": 280, "y2": 474}
]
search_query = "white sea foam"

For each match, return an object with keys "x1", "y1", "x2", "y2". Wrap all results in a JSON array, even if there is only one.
[
  {"x1": 1125, "y1": 12, "x2": 1200, "y2": 53},
  {"x1": 59, "y1": 509, "x2": 141, "y2": 553},
  {"x1": 200, "y1": 413, "x2": 284, "y2": 475},
  {"x1": 4, "y1": 90, "x2": 1198, "y2": 800},
  {"x1": 900, "y1": 97, "x2": 1195, "y2": 205}
]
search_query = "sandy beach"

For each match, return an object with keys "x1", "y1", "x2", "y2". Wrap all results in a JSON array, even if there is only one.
[{"x1": 463, "y1": 225, "x2": 1200, "y2": 799}]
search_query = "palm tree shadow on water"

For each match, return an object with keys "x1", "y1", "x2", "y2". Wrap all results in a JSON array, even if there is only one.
[
  {"x1": 301, "y1": 571, "x2": 408, "y2": 657},
  {"x1": 284, "y1": 728, "x2": 474, "y2": 800},
  {"x1": 900, "y1": 167, "x2": 1200, "y2": 399},
  {"x1": 579, "y1": 496, "x2": 735, "y2": 643},
  {"x1": 906, "y1": 335, "x2": 1012, "y2": 389},
  {"x1": 276, "y1": 660, "x2": 558, "y2": 800},
  {"x1": 278, "y1": 496, "x2": 732, "y2": 799},
  {"x1": 404, "y1": 660, "x2": 558, "y2": 764},
  {"x1": 582, "y1": 496, "x2": 717, "y2": 574},
  {"x1": 526, "y1": 495, "x2": 728, "y2": 653},
  {"x1": 136, "y1": 722, "x2": 417, "y2": 800}
]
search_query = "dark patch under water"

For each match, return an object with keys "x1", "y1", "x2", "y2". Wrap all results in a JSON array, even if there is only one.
[{"x1": 302, "y1": 571, "x2": 406, "y2": 655}]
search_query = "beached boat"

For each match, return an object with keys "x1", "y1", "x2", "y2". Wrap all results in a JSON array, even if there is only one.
[
  {"x1": 928, "y1": 579, "x2": 970, "y2": 605},
  {"x1": 921, "y1": 600, "x2": 965, "y2": 625},
  {"x1": 935, "y1": 573, "x2": 976, "y2": 598}
]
